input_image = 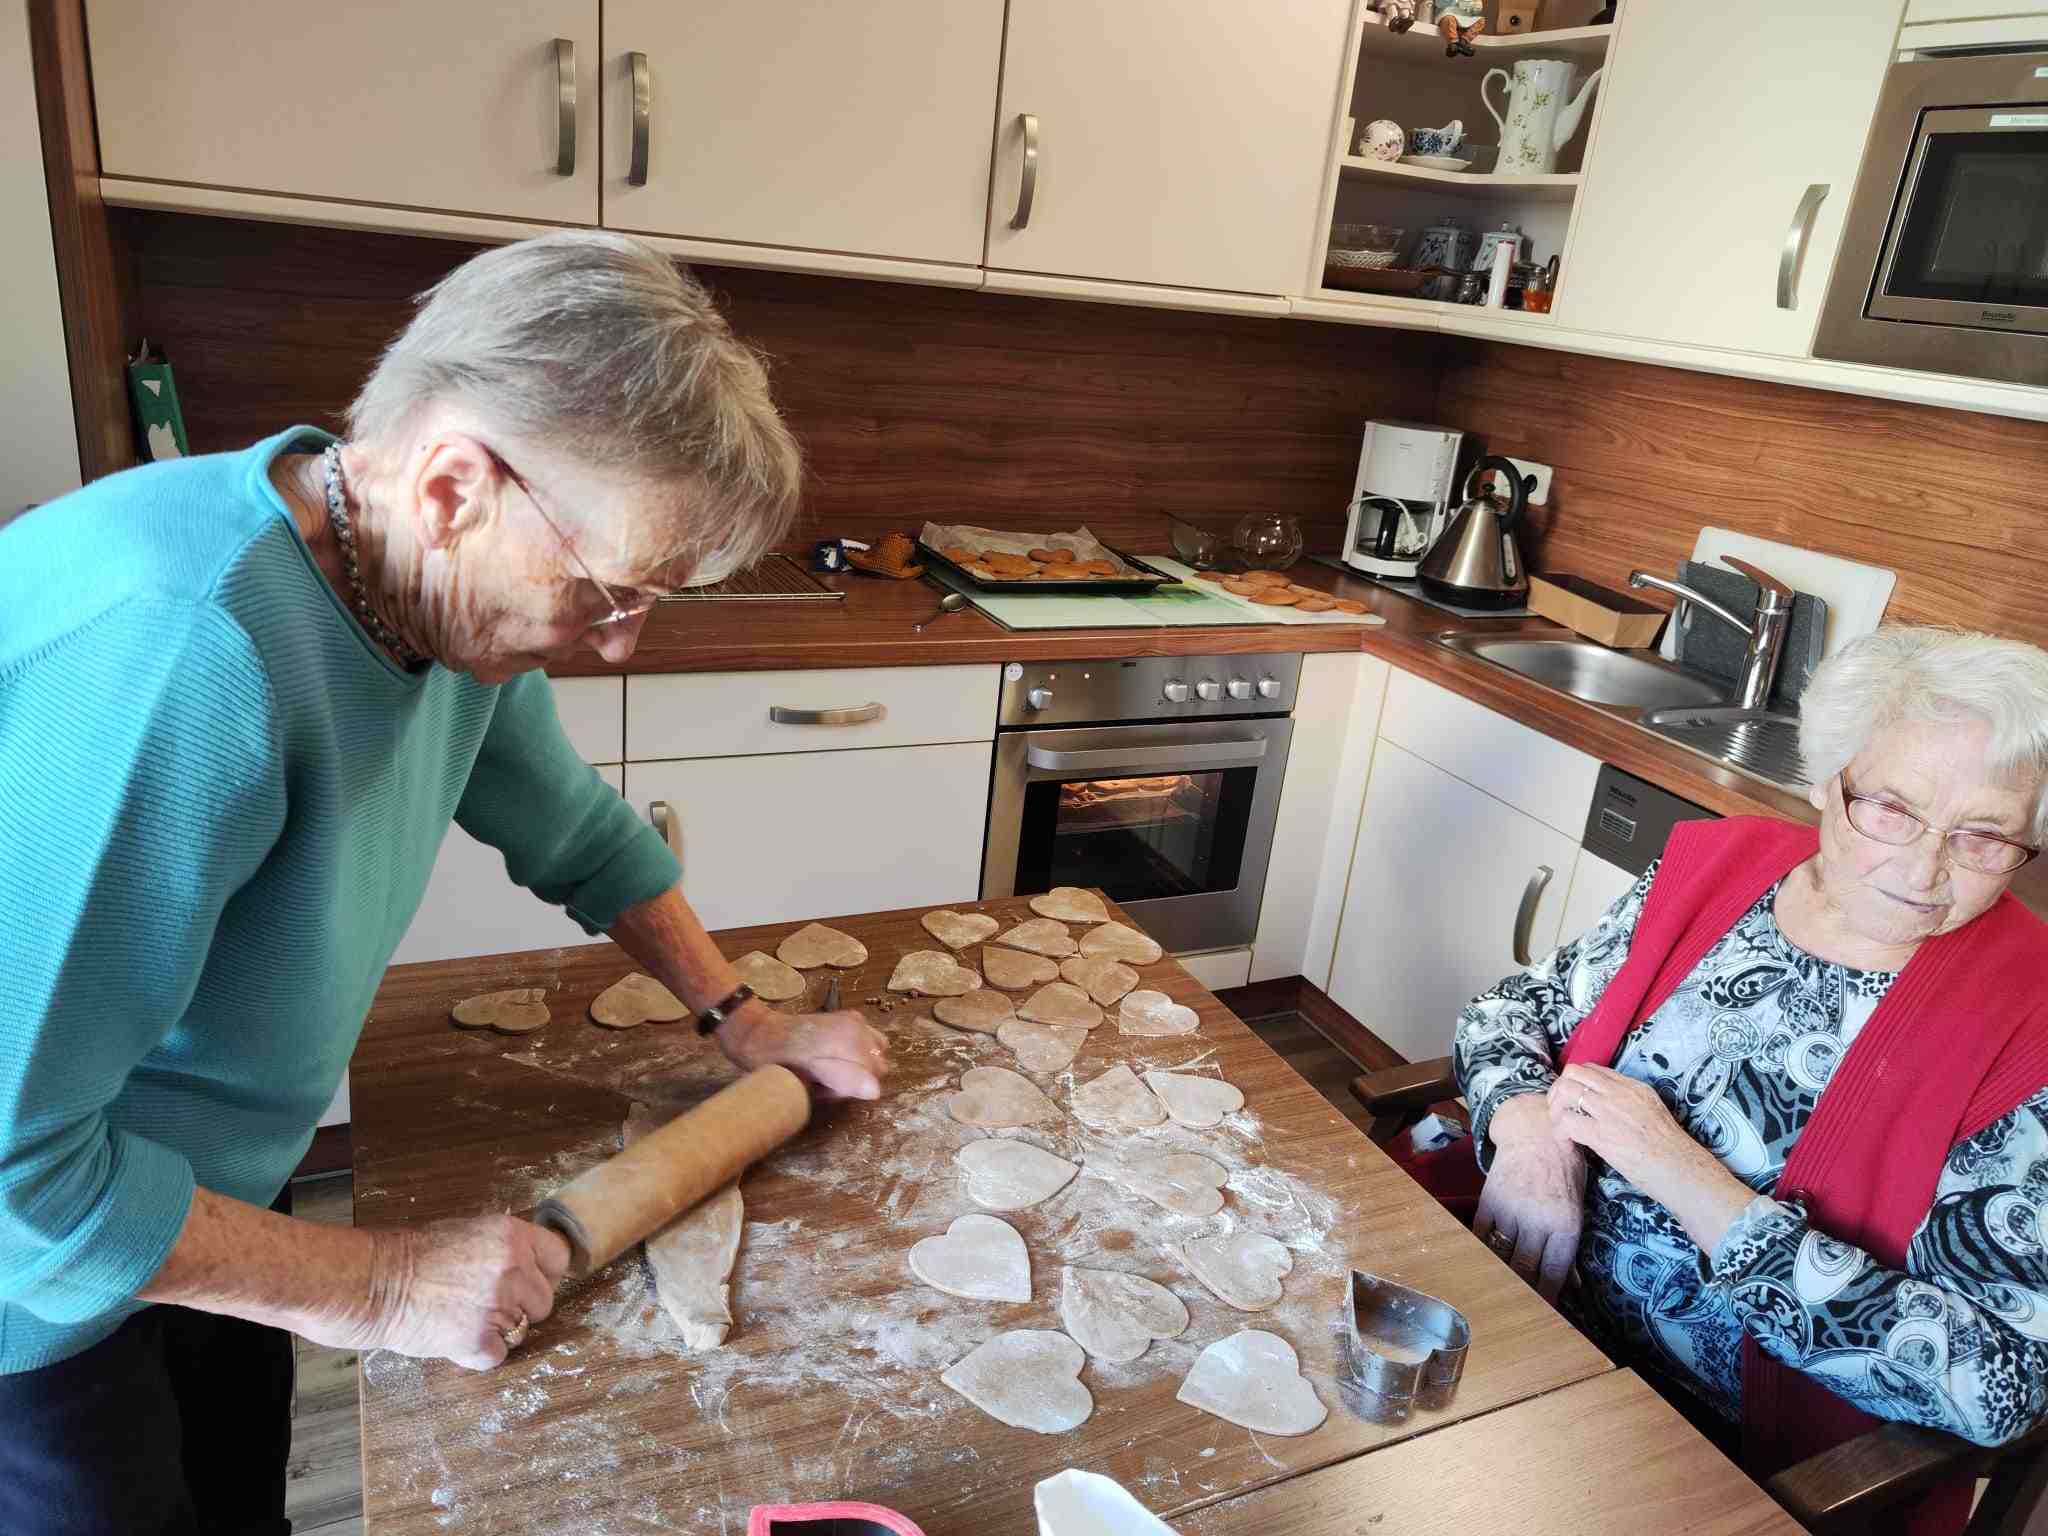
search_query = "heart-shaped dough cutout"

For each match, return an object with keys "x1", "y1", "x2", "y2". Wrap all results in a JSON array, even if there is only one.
[
  {"x1": 888, "y1": 950, "x2": 982, "y2": 996},
  {"x1": 942, "y1": 1330, "x2": 1093, "y2": 1434},
  {"x1": 1105, "y1": 1149, "x2": 1228, "y2": 1217},
  {"x1": 1077, "y1": 921, "x2": 1163, "y2": 965},
  {"x1": 997, "y1": 1019, "x2": 1088, "y2": 1075},
  {"x1": 775, "y1": 922, "x2": 867, "y2": 969},
  {"x1": 1143, "y1": 1071, "x2": 1244, "y2": 1128},
  {"x1": 1059, "y1": 955, "x2": 1138, "y2": 1007},
  {"x1": 1070, "y1": 1064, "x2": 1168, "y2": 1131},
  {"x1": 933, "y1": 988, "x2": 1016, "y2": 1035},
  {"x1": 991, "y1": 918, "x2": 1079, "y2": 958},
  {"x1": 1029, "y1": 887, "x2": 1110, "y2": 924},
  {"x1": 1176, "y1": 1329, "x2": 1326, "y2": 1436},
  {"x1": 732, "y1": 951, "x2": 806, "y2": 1002},
  {"x1": 1060, "y1": 1267, "x2": 1188, "y2": 1363},
  {"x1": 1119, "y1": 989, "x2": 1199, "y2": 1037},
  {"x1": 590, "y1": 973, "x2": 689, "y2": 1028},
  {"x1": 955, "y1": 1139, "x2": 1080, "y2": 1211},
  {"x1": 451, "y1": 987, "x2": 549, "y2": 1034},
  {"x1": 983, "y1": 947, "x2": 1060, "y2": 990},
  {"x1": 949, "y1": 1066, "x2": 1057, "y2": 1128},
  {"x1": 909, "y1": 1213, "x2": 1030, "y2": 1302},
  {"x1": 1179, "y1": 1232, "x2": 1293, "y2": 1311},
  {"x1": 1017, "y1": 982, "x2": 1104, "y2": 1030},
  {"x1": 922, "y1": 909, "x2": 1000, "y2": 950}
]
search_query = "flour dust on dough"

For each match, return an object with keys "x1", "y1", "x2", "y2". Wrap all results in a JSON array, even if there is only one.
[
  {"x1": 955, "y1": 1138, "x2": 1080, "y2": 1211},
  {"x1": 451, "y1": 987, "x2": 549, "y2": 1034},
  {"x1": 983, "y1": 947, "x2": 1061, "y2": 990},
  {"x1": 990, "y1": 918, "x2": 1080, "y2": 958},
  {"x1": 1176, "y1": 1329, "x2": 1326, "y2": 1435},
  {"x1": 888, "y1": 950, "x2": 983, "y2": 996},
  {"x1": 590, "y1": 973, "x2": 689, "y2": 1028},
  {"x1": 948, "y1": 1066, "x2": 1058, "y2": 1128},
  {"x1": 941, "y1": 1329, "x2": 1093, "y2": 1433},
  {"x1": 1143, "y1": 1070, "x2": 1244, "y2": 1128},
  {"x1": 932, "y1": 987, "x2": 1015, "y2": 1034},
  {"x1": 1179, "y1": 1231, "x2": 1293, "y2": 1311},
  {"x1": 1059, "y1": 1267, "x2": 1188, "y2": 1364},
  {"x1": 921, "y1": 909, "x2": 1000, "y2": 950},
  {"x1": 1028, "y1": 886, "x2": 1110, "y2": 924},
  {"x1": 908, "y1": 1212, "x2": 1031, "y2": 1302},
  {"x1": 1016, "y1": 981, "x2": 1103, "y2": 1030},
  {"x1": 1103, "y1": 1148, "x2": 1228, "y2": 1217},
  {"x1": 1059, "y1": 955, "x2": 1138, "y2": 1008},
  {"x1": 775, "y1": 922, "x2": 868, "y2": 969},
  {"x1": 1076, "y1": 920, "x2": 1163, "y2": 965},
  {"x1": 1118, "y1": 989, "x2": 1200, "y2": 1037},
  {"x1": 1070, "y1": 1064, "x2": 1168, "y2": 1131},
  {"x1": 997, "y1": 1018, "x2": 1088, "y2": 1074}
]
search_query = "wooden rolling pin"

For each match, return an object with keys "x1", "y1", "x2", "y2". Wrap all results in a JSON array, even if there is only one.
[{"x1": 536, "y1": 1065, "x2": 811, "y2": 1277}]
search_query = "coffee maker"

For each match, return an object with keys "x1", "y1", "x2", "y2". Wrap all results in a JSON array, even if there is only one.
[{"x1": 1340, "y1": 420, "x2": 1467, "y2": 580}]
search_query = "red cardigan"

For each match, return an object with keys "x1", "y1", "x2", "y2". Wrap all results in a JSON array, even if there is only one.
[{"x1": 1562, "y1": 817, "x2": 2048, "y2": 1533}]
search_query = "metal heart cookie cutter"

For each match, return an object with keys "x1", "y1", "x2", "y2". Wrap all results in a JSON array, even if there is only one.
[{"x1": 1340, "y1": 1269, "x2": 1471, "y2": 1421}]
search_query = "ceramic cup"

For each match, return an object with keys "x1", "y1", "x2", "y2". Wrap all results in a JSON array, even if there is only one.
[
  {"x1": 1408, "y1": 119, "x2": 1464, "y2": 157},
  {"x1": 1359, "y1": 119, "x2": 1406, "y2": 162}
]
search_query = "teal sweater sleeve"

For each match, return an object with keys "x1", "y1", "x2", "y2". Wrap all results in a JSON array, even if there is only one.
[
  {"x1": 0, "y1": 599, "x2": 284, "y2": 1321},
  {"x1": 455, "y1": 671, "x2": 678, "y2": 933}
]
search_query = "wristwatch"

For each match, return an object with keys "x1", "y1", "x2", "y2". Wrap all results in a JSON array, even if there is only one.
[{"x1": 695, "y1": 983, "x2": 757, "y2": 1037}]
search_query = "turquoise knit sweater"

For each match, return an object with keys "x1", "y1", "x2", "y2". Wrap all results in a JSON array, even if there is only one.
[{"x1": 0, "y1": 427, "x2": 679, "y2": 1372}]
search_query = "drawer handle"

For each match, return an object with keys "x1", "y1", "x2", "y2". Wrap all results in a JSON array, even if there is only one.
[
  {"x1": 1010, "y1": 112, "x2": 1039, "y2": 230},
  {"x1": 628, "y1": 51, "x2": 651, "y2": 187},
  {"x1": 650, "y1": 800, "x2": 682, "y2": 857},
  {"x1": 1512, "y1": 863, "x2": 1555, "y2": 967},
  {"x1": 1026, "y1": 739, "x2": 1267, "y2": 773},
  {"x1": 553, "y1": 38, "x2": 577, "y2": 176},
  {"x1": 769, "y1": 702, "x2": 885, "y2": 726},
  {"x1": 1777, "y1": 183, "x2": 1828, "y2": 310}
]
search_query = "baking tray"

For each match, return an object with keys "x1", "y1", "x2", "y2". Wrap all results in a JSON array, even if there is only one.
[{"x1": 915, "y1": 540, "x2": 1176, "y2": 595}]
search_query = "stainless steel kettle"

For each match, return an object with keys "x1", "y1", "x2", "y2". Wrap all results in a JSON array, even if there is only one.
[{"x1": 1418, "y1": 455, "x2": 1531, "y2": 610}]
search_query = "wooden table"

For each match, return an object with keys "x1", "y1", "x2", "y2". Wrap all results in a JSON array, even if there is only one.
[{"x1": 351, "y1": 895, "x2": 1612, "y2": 1533}]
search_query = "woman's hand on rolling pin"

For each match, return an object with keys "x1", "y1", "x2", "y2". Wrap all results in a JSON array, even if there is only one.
[
  {"x1": 719, "y1": 1004, "x2": 889, "y2": 1101},
  {"x1": 359, "y1": 1214, "x2": 572, "y2": 1370}
]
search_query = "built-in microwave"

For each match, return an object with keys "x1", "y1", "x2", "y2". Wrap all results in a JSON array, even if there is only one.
[{"x1": 1815, "y1": 44, "x2": 2048, "y2": 388}]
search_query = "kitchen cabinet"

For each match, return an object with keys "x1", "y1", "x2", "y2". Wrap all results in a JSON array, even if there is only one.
[
  {"x1": 1378, "y1": 670, "x2": 1598, "y2": 838},
  {"x1": 631, "y1": 743, "x2": 992, "y2": 933},
  {"x1": 86, "y1": 2, "x2": 601, "y2": 226},
  {"x1": 1551, "y1": 0, "x2": 1903, "y2": 359},
  {"x1": 626, "y1": 664, "x2": 997, "y2": 762},
  {"x1": 1558, "y1": 846, "x2": 1639, "y2": 949},
  {"x1": 602, "y1": 0, "x2": 1002, "y2": 269},
  {"x1": 984, "y1": 0, "x2": 1349, "y2": 300},
  {"x1": 1326, "y1": 739, "x2": 1577, "y2": 1064}
]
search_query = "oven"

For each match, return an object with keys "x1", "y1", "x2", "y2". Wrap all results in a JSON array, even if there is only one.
[
  {"x1": 982, "y1": 654, "x2": 1299, "y2": 955},
  {"x1": 1815, "y1": 41, "x2": 2048, "y2": 385}
]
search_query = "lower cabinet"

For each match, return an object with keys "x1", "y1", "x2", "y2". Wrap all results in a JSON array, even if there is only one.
[
  {"x1": 631, "y1": 742, "x2": 992, "y2": 932},
  {"x1": 1326, "y1": 739, "x2": 1578, "y2": 1065},
  {"x1": 1558, "y1": 847, "x2": 1640, "y2": 951}
]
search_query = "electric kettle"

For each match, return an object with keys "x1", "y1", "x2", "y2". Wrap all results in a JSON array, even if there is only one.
[{"x1": 1418, "y1": 455, "x2": 1531, "y2": 609}]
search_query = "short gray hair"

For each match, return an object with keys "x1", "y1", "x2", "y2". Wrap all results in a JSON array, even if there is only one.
[
  {"x1": 1800, "y1": 624, "x2": 2048, "y2": 841},
  {"x1": 347, "y1": 230, "x2": 801, "y2": 580}
]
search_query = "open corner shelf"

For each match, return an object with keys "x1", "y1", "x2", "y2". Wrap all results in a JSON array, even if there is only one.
[
  {"x1": 1338, "y1": 157, "x2": 1582, "y2": 201},
  {"x1": 1357, "y1": 18, "x2": 1613, "y2": 70}
]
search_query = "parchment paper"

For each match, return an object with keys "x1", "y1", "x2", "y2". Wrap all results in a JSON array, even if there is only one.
[{"x1": 918, "y1": 523, "x2": 1145, "y2": 578}]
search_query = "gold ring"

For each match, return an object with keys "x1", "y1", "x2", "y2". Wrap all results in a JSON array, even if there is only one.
[{"x1": 501, "y1": 1310, "x2": 530, "y2": 1349}]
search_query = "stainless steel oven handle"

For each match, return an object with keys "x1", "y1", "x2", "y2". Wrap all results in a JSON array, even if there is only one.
[
  {"x1": 1778, "y1": 183, "x2": 1829, "y2": 310},
  {"x1": 1024, "y1": 739, "x2": 1268, "y2": 773},
  {"x1": 1512, "y1": 864, "x2": 1555, "y2": 966},
  {"x1": 770, "y1": 702, "x2": 885, "y2": 726}
]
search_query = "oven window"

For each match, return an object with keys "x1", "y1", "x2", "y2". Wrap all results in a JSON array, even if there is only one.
[
  {"x1": 1886, "y1": 130, "x2": 2048, "y2": 308},
  {"x1": 1016, "y1": 769, "x2": 1254, "y2": 904}
]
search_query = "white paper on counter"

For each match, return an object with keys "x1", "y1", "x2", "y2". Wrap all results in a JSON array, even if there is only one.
[
  {"x1": 918, "y1": 522, "x2": 1149, "y2": 578},
  {"x1": 1146, "y1": 557, "x2": 1387, "y2": 626},
  {"x1": 1035, "y1": 1470, "x2": 1181, "y2": 1536}
]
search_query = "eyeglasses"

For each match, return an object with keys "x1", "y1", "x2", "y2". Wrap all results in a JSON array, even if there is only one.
[
  {"x1": 1838, "y1": 776, "x2": 2039, "y2": 875},
  {"x1": 484, "y1": 447, "x2": 667, "y2": 629}
]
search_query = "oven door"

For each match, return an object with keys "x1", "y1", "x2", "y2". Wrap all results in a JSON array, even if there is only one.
[{"x1": 983, "y1": 717, "x2": 1293, "y2": 955}]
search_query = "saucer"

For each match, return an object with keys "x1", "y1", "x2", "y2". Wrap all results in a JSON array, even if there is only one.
[{"x1": 1400, "y1": 153, "x2": 1473, "y2": 171}]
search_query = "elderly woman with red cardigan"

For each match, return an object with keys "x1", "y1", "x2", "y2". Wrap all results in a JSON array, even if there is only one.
[{"x1": 1453, "y1": 625, "x2": 2048, "y2": 1534}]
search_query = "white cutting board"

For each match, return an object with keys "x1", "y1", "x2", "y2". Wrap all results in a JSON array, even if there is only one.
[
  {"x1": 1657, "y1": 530, "x2": 1895, "y2": 663},
  {"x1": 1146, "y1": 557, "x2": 1387, "y2": 625}
]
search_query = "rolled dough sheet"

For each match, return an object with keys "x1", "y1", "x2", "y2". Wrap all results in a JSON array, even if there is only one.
[{"x1": 623, "y1": 1103, "x2": 744, "y2": 1348}]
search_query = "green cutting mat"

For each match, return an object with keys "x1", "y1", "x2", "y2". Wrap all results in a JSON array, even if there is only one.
[{"x1": 935, "y1": 567, "x2": 1266, "y2": 630}]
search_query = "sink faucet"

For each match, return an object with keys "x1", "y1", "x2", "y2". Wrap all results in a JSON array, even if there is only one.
[{"x1": 1628, "y1": 557, "x2": 1794, "y2": 712}]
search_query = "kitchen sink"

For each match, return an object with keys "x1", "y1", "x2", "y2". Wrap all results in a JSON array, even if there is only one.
[
  {"x1": 1639, "y1": 706, "x2": 1812, "y2": 791},
  {"x1": 1433, "y1": 632, "x2": 1726, "y2": 710}
]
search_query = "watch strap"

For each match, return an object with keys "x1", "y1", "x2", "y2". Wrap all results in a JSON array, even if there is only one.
[{"x1": 696, "y1": 983, "x2": 757, "y2": 1037}]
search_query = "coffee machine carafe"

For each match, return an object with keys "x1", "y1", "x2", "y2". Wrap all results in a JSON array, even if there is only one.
[{"x1": 1341, "y1": 420, "x2": 1466, "y2": 580}]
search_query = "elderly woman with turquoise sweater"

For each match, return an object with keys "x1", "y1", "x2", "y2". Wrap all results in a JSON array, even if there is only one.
[{"x1": 0, "y1": 232, "x2": 887, "y2": 1535}]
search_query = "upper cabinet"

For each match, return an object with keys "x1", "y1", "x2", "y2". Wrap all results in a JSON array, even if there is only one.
[
  {"x1": 984, "y1": 0, "x2": 1349, "y2": 299},
  {"x1": 1550, "y1": 0, "x2": 1903, "y2": 359},
  {"x1": 601, "y1": 0, "x2": 1003, "y2": 268},
  {"x1": 86, "y1": 1, "x2": 601, "y2": 226}
]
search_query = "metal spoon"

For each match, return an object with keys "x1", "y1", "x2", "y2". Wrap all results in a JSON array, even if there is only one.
[{"x1": 914, "y1": 592, "x2": 968, "y2": 632}]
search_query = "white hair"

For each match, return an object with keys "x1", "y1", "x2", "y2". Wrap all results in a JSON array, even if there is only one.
[
  {"x1": 347, "y1": 230, "x2": 800, "y2": 581},
  {"x1": 1799, "y1": 624, "x2": 2048, "y2": 842}
]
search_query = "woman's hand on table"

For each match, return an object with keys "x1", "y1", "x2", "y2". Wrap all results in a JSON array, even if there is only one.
[
  {"x1": 720, "y1": 1004, "x2": 889, "y2": 1101},
  {"x1": 350, "y1": 1214, "x2": 572, "y2": 1371},
  {"x1": 1549, "y1": 1063, "x2": 1756, "y2": 1255},
  {"x1": 1473, "y1": 1091, "x2": 1586, "y2": 1303}
]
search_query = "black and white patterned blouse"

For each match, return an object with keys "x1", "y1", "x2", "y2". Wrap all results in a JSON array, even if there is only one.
[{"x1": 1453, "y1": 862, "x2": 2048, "y2": 1447}]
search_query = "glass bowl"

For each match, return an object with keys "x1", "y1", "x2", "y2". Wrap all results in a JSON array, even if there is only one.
[{"x1": 1169, "y1": 518, "x2": 1223, "y2": 570}]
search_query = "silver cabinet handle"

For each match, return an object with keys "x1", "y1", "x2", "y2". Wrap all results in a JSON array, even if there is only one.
[
  {"x1": 769, "y1": 702, "x2": 885, "y2": 725},
  {"x1": 628, "y1": 51, "x2": 651, "y2": 187},
  {"x1": 1777, "y1": 183, "x2": 1829, "y2": 310},
  {"x1": 1026, "y1": 739, "x2": 1266, "y2": 773},
  {"x1": 554, "y1": 38, "x2": 577, "y2": 176},
  {"x1": 1512, "y1": 864, "x2": 1555, "y2": 966},
  {"x1": 650, "y1": 800, "x2": 681, "y2": 857},
  {"x1": 1009, "y1": 112, "x2": 1039, "y2": 230}
]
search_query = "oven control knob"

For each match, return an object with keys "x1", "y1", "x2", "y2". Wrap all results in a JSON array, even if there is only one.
[
  {"x1": 1195, "y1": 678, "x2": 1223, "y2": 701},
  {"x1": 1226, "y1": 678, "x2": 1253, "y2": 700},
  {"x1": 1162, "y1": 679, "x2": 1191, "y2": 703},
  {"x1": 1026, "y1": 686, "x2": 1054, "y2": 711},
  {"x1": 1257, "y1": 676, "x2": 1281, "y2": 699}
]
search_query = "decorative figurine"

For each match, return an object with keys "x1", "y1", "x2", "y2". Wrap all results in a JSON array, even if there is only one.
[
  {"x1": 1438, "y1": 10, "x2": 1486, "y2": 56},
  {"x1": 1372, "y1": 0, "x2": 1420, "y2": 35}
]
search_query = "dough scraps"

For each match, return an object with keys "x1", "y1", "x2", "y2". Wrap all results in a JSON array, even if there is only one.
[
  {"x1": 1118, "y1": 989, "x2": 1199, "y2": 1037},
  {"x1": 1059, "y1": 955, "x2": 1138, "y2": 1007},
  {"x1": 941, "y1": 1330, "x2": 1093, "y2": 1433},
  {"x1": 451, "y1": 987, "x2": 549, "y2": 1034},
  {"x1": 1017, "y1": 982, "x2": 1104, "y2": 1030},
  {"x1": 921, "y1": 909, "x2": 1000, "y2": 950},
  {"x1": 1076, "y1": 921, "x2": 1163, "y2": 965},
  {"x1": 590, "y1": 973, "x2": 690, "y2": 1028},
  {"x1": 1103, "y1": 1149, "x2": 1228, "y2": 1217},
  {"x1": 983, "y1": 947, "x2": 1061, "y2": 990},
  {"x1": 997, "y1": 1019, "x2": 1088, "y2": 1074},
  {"x1": 1176, "y1": 1329, "x2": 1327, "y2": 1435},
  {"x1": 991, "y1": 918, "x2": 1081, "y2": 958},
  {"x1": 1028, "y1": 887, "x2": 1111, "y2": 924},
  {"x1": 731, "y1": 951, "x2": 806, "y2": 1003},
  {"x1": 955, "y1": 1138, "x2": 1080, "y2": 1211},
  {"x1": 775, "y1": 922, "x2": 867, "y2": 969},
  {"x1": 932, "y1": 988, "x2": 1016, "y2": 1035},
  {"x1": 1179, "y1": 1232, "x2": 1293, "y2": 1311},
  {"x1": 888, "y1": 950, "x2": 982, "y2": 996},
  {"x1": 1070, "y1": 1064, "x2": 1168, "y2": 1131},
  {"x1": 1143, "y1": 1071, "x2": 1245, "y2": 1128},
  {"x1": 1059, "y1": 1267, "x2": 1189, "y2": 1364},
  {"x1": 909, "y1": 1213, "x2": 1031, "y2": 1302},
  {"x1": 948, "y1": 1066, "x2": 1058, "y2": 1128},
  {"x1": 624, "y1": 1104, "x2": 743, "y2": 1348}
]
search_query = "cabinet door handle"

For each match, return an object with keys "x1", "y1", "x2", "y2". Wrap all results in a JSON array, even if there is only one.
[
  {"x1": 650, "y1": 800, "x2": 682, "y2": 857},
  {"x1": 553, "y1": 38, "x2": 577, "y2": 176},
  {"x1": 1025, "y1": 739, "x2": 1267, "y2": 774},
  {"x1": 628, "y1": 51, "x2": 651, "y2": 187},
  {"x1": 1777, "y1": 183, "x2": 1829, "y2": 310},
  {"x1": 1009, "y1": 112, "x2": 1040, "y2": 230},
  {"x1": 1512, "y1": 863, "x2": 1555, "y2": 966},
  {"x1": 768, "y1": 702, "x2": 885, "y2": 726}
]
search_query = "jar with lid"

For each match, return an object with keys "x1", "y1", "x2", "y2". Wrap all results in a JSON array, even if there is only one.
[{"x1": 1522, "y1": 260, "x2": 1555, "y2": 314}]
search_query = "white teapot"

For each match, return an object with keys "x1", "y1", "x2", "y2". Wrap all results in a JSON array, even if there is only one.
[{"x1": 1481, "y1": 58, "x2": 1602, "y2": 175}]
